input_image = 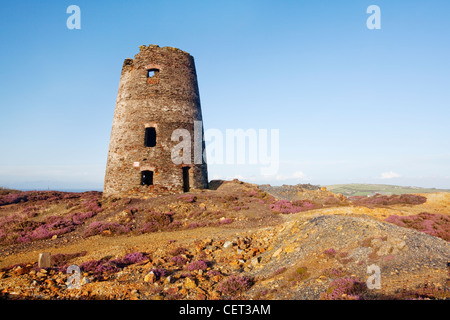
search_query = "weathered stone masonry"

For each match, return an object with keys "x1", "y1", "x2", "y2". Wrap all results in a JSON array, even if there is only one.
[{"x1": 103, "y1": 45, "x2": 208, "y2": 197}]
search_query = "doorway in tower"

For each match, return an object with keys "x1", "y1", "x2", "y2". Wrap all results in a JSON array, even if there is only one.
[
  {"x1": 144, "y1": 127, "x2": 156, "y2": 147},
  {"x1": 182, "y1": 167, "x2": 190, "y2": 192},
  {"x1": 141, "y1": 170, "x2": 153, "y2": 186}
]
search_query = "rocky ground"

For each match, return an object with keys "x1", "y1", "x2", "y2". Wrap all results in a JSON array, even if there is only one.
[{"x1": 0, "y1": 180, "x2": 449, "y2": 300}]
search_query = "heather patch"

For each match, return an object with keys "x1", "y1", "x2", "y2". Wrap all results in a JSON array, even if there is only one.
[
  {"x1": 320, "y1": 277, "x2": 367, "y2": 300},
  {"x1": 0, "y1": 192, "x2": 102, "y2": 245},
  {"x1": 150, "y1": 268, "x2": 169, "y2": 280},
  {"x1": 83, "y1": 221, "x2": 132, "y2": 238},
  {"x1": 0, "y1": 190, "x2": 101, "y2": 207},
  {"x1": 385, "y1": 212, "x2": 450, "y2": 241},
  {"x1": 323, "y1": 248, "x2": 337, "y2": 257},
  {"x1": 246, "y1": 189, "x2": 275, "y2": 203},
  {"x1": 79, "y1": 252, "x2": 149, "y2": 280},
  {"x1": 140, "y1": 211, "x2": 175, "y2": 233},
  {"x1": 187, "y1": 260, "x2": 208, "y2": 271},
  {"x1": 217, "y1": 275, "x2": 253, "y2": 296},
  {"x1": 269, "y1": 198, "x2": 323, "y2": 214},
  {"x1": 170, "y1": 255, "x2": 188, "y2": 266},
  {"x1": 79, "y1": 260, "x2": 120, "y2": 279},
  {"x1": 110, "y1": 252, "x2": 149, "y2": 268},
  {"x1": 186, "y1": 222, "x2": 207, "y2": 229},
  {"x1": 321, "y1": 268, "x2": 346, "y2": 278},
  {"x1": 349, "y1": 194, "x2": 427, "y2": 207}
]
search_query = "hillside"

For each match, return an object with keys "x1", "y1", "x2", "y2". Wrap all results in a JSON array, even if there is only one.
[
  {"x1": 0, "y1": 180, "x2": 449, "y2": 300},
  {"x1": 325, "y1": 183, "x2": 450, "y2": 197}
]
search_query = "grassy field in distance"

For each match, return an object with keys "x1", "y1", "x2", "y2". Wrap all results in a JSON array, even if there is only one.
[{"x1": 325, "y1": 183, "x2": 450, "y2": 196}]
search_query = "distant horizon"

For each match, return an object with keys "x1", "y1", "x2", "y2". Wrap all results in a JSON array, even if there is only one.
[{"x1": 2, "y1": 181, "x2": 449, "y2": 194}]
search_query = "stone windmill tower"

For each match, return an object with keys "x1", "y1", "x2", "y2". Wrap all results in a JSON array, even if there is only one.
[{"x1": 103, "y1": 45, "x2": 208, "y2": 197}]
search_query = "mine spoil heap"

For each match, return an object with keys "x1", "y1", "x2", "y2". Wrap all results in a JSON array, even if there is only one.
[{"x1": 104, "y1": 45, "x2": 208, "y2": 197}]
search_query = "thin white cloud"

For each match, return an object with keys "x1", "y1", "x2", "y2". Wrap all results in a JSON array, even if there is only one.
[
  {"x1": 380, "y1": 171, "x2": 401, "y2": 179},
  {"x1": 293, "y1": 171, "x2": 306, "y2": 179}
]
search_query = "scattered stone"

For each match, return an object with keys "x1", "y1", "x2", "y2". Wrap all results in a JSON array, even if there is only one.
[
  {"x1": 45, "y1": 279, "x2": 55, "y2": 286},
  {"x1": 38, "y1": 252, "x2": 51, "y2": 269},
  {"x1": 144, "y1": 272, "x2": 155, "y2": 283},
  {"x1": 184, "y1": 277, "x2": 197, "y2": 289},
  {"x1": 272, "y1": 248, "x2": 282, "y2": 258},
  {"x1": 13, "y1": 266, "x2": 31, "y2": 276},
  {"x1": 251, "y1": 257, "x2": 261, "y2": 267},
  {"x1": 223, "y1": 241, "x2": 233, "y2": 249},
  {"x1": 164, "y1": 275, "x2": 172, "y2": 284}
]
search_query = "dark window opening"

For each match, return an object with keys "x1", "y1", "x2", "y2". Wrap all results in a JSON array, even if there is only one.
[
  {"x1": 141, "y1": 170, "x2": 153, "y2": 186},
  {"x1": 182, "y1": 167, "x2": 190, "y2": 192},
  {"x1": 147, "y1": 69, "x2": 159, "y2": 78},
  {"x1": 144, "y1": 127, "x2": 156, "y2": 147}
]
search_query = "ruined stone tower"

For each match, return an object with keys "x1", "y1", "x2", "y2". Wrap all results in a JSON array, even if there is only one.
[{"x1": 103, "y1": 45, "x2": 208, "y2": 197}]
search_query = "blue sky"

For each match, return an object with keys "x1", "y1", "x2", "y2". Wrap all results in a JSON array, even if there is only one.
[{"x1": 0, "y1": 0, "x2": 449, "y2": 191}]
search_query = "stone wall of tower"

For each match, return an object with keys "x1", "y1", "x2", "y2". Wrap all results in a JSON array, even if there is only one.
[{"x1": 103, "y1": 45, "x2": 208, "y2": 197}]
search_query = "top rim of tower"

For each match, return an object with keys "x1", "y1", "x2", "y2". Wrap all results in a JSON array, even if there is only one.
[{"x1": 137, "y1": 44, "x2": 192, "y2": 57}]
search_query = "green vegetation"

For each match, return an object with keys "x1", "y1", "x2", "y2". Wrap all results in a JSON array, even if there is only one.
[{"x1": 325, "y1": 184, "x2": 450, "y2": 197}]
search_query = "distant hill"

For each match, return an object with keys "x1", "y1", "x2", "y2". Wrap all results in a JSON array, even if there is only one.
[
  {"x1": 0, "y1": 187, "x2": 20, "y2": 196},
  {"x1": 325, "y1": 183, "x2": 450, "y2": 196}
]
